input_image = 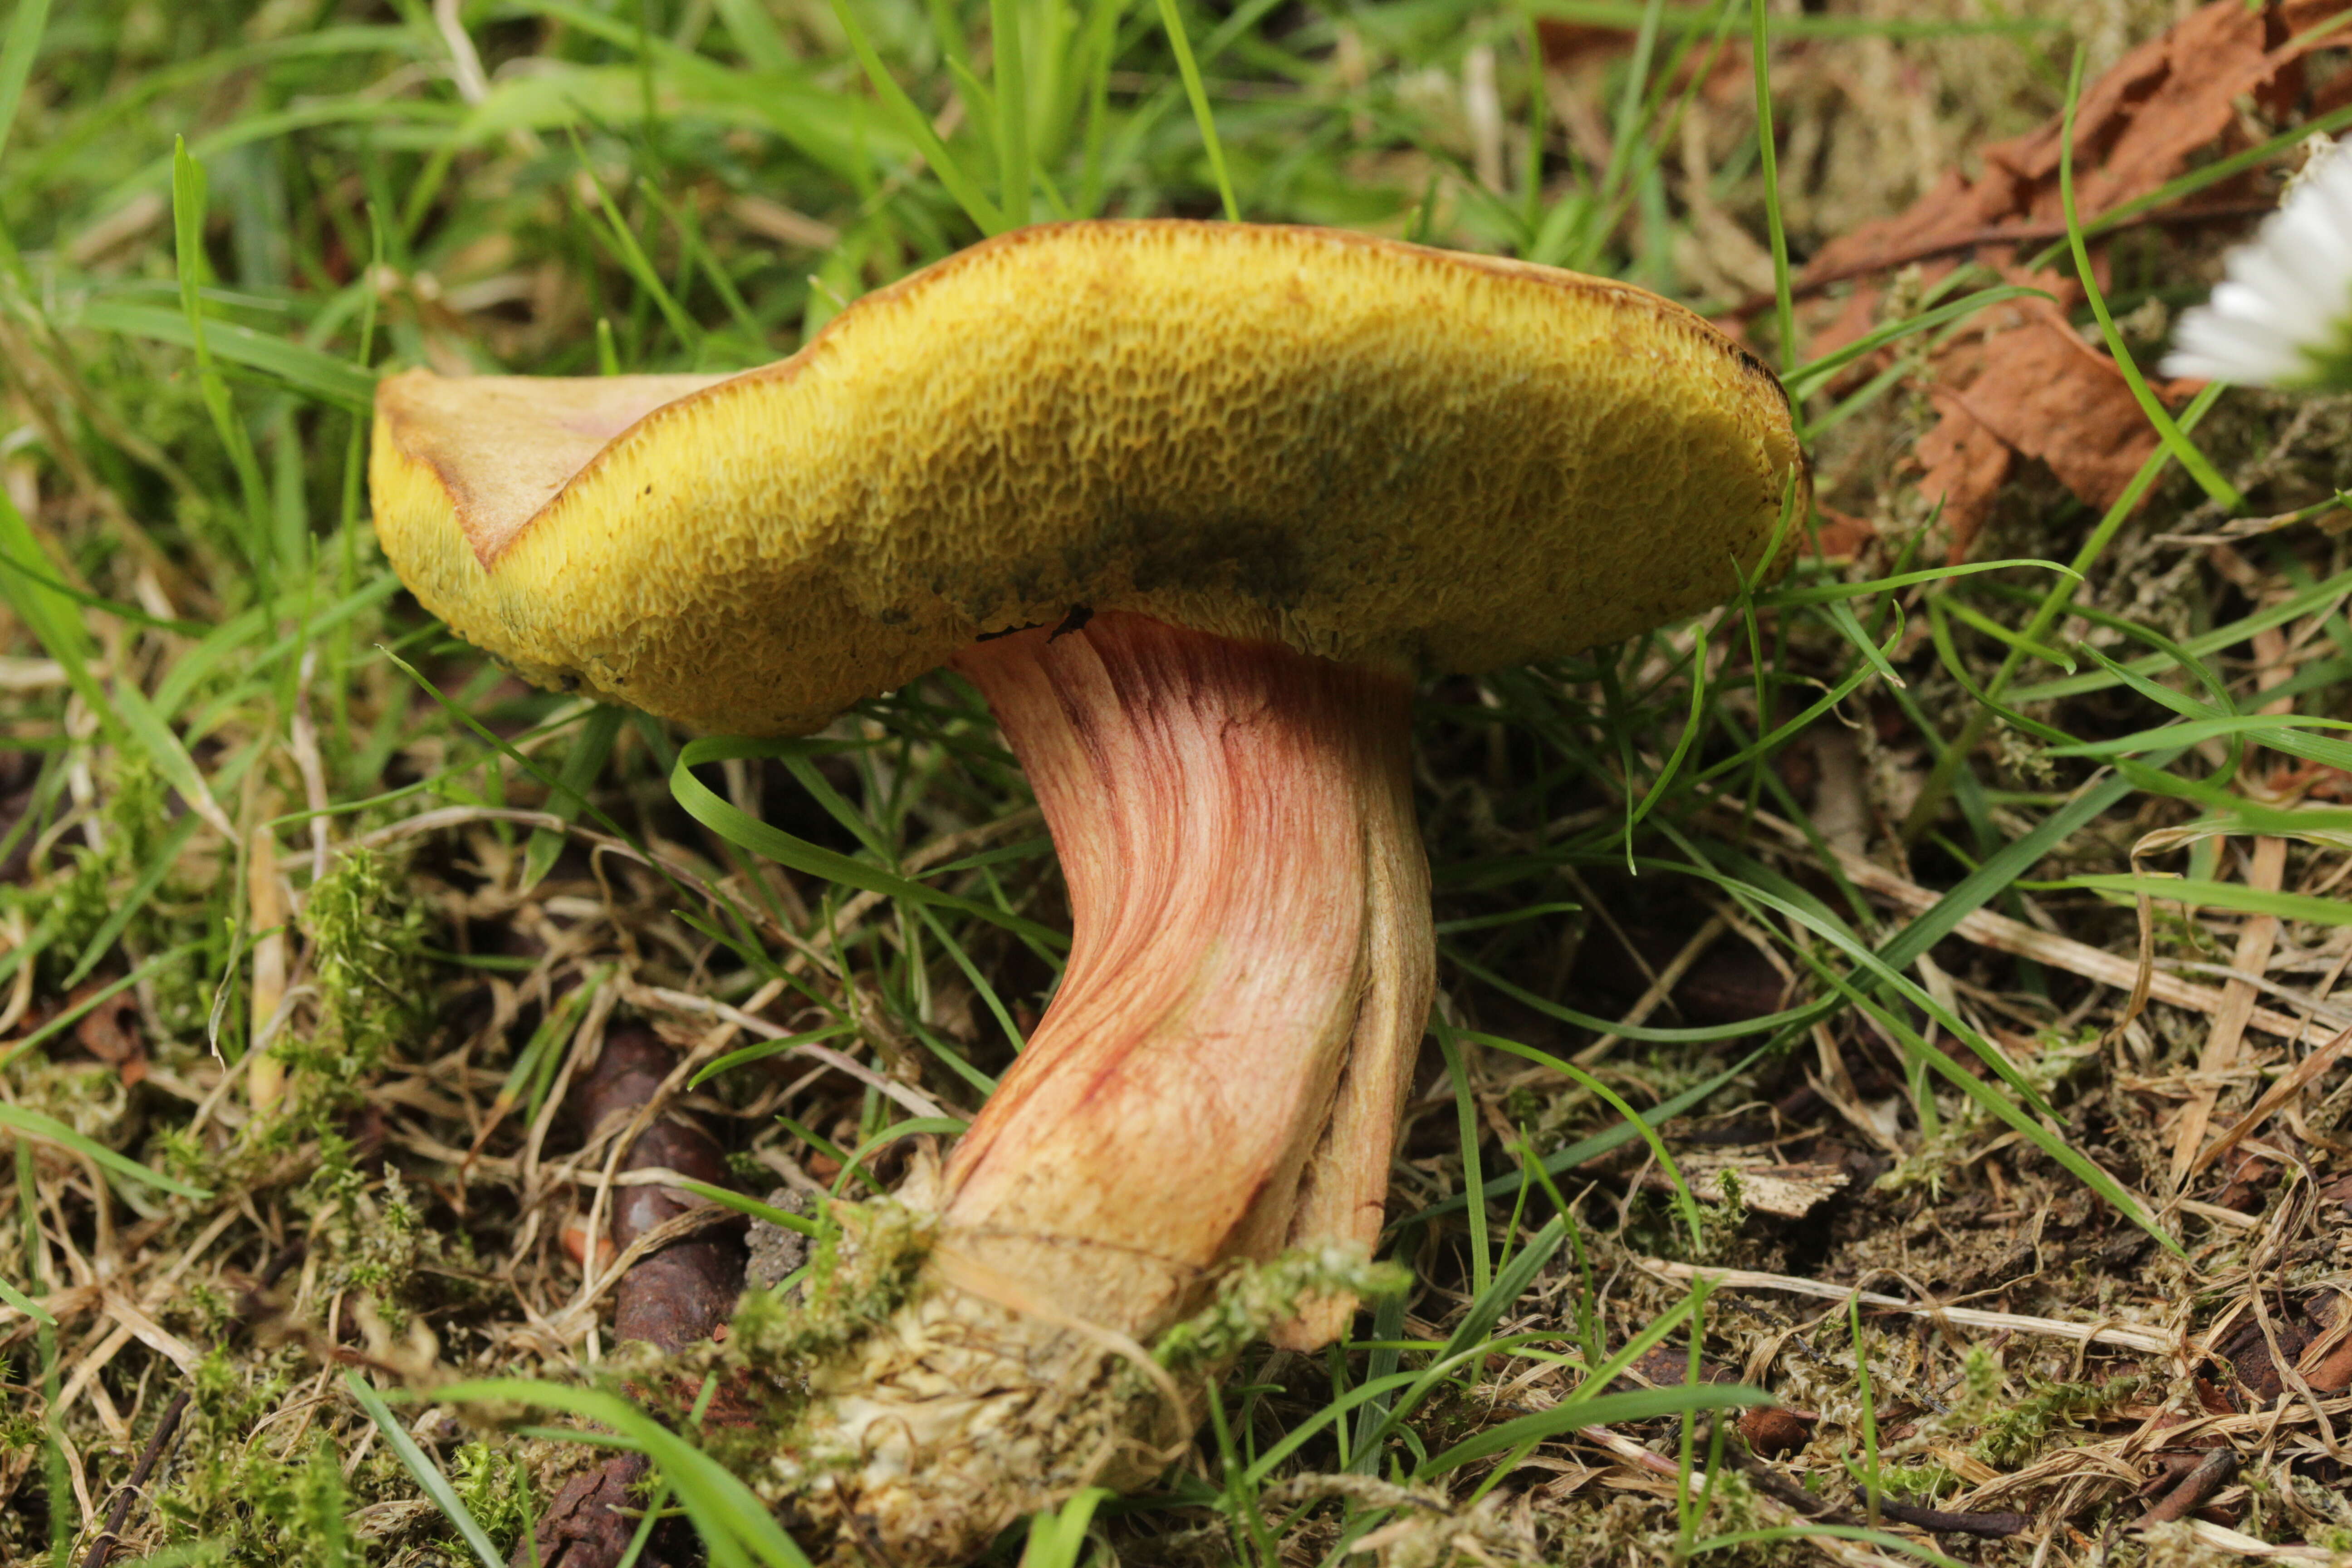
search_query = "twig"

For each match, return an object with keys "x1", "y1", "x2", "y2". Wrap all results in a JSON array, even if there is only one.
[
  {"x1": 1638, "y1": 1259, "x2": 2176, "y2": 1355},
  {"x1": 519, "y1": 1028, "x2": 747, "y2": 1568},
  {"x1": 1877, "y1": 1499, "x2": 2033, "y2": 1539},
  {"x1": 80, "y1": 1391, "x2": 188, "y2": 1568},
  {"x1": 2142, "y1": 1449, "x2": 2239, "y2": 1526},
  {"x1": 82, "y1": 1244, "x2": 304, "y2": 1568}
]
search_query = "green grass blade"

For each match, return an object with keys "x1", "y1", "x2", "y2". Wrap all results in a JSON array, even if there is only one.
[
  {"x1": 1814, "y1": 957, "x2": 2175, "y2": 1251},
  {"x1": 0, "y1": 0, "x2": 54, "y2": 168},
  {"x1": 1442, "y1": 1022, "x2": 1708, "y2": 1248},
  {"x1": 2057, "y1": 877, "x2": 2352, "y2": 928},
  {"x1": 1446, "y1": 948, "x2": 1825, "y2": 1042},
  {"x1": 668, "y1": 1178, "x2": 822, "y2": 1235},
  {"x1": 523, "y1": 704, "x2": 624, "y2": 890},
  {"x1": 0, "y1": 489, "x2": 108, "y2": 718},
  {"x1": 990, "y1": 0, "x2": 1033, "y2": 227},
  {"x1": 2048, "y1": 713, "x2": 2352, "y2": 759},
  {"x1": 0, "y1": 1106, "x2": 211, "y2": 1199},
  {"x1": 1754, "y1": 558, "x2": 2079, "y2": 608},
  {"x1": 344, "y1": 1373, "x2": 507, "y2": 1568},
  {"x1": 1019, "y1": 1487, "x2": 1112, "y2": 1568},
  {"x1": 76, "y1": 301, "x2": 376, "y2": 411},
  {"x1": 0, "y1": 1274, "x2": 54, "y2": 1324},
  {"x1": 108, "y1": 678, "x2": 236, "y2": 839},
  {"x1": 1934, "y1": 593, "x2": 2074, "y2": 670},
  {"x1": 2056, "y1": 49, "x2": 2239, "y2": 510},
  {"x1": 172, "y1": 138, "x2": 273, "y2": 558},
  {"x1": 1441, "y1": 1213, "x2": 1569, "y2": 1366},
  {"x1": 1416, "y1": 1382, "x2": 1769, "y2": 1480},
  {"x1": 708, "y1": 0, "x2": 792, "y2": 70},
  {"x1": 1152, "y1": 0, "x2": 1239, "y2": 219},
  {"x1": 671, "y1": 738, "x2": 1064, "y2": 946},
  {"x1": 830, "y1": 0, "x2": 1005, "y2": 233},
  {"x1": 437, "y1": 1378, "x2": 814, "y2": 1568},
  {"x1": 1410, "y1": 1040, "x2": 1777, "y2": 1221},
  {"x1": 1901, "y1": 382, "x2": 2226, "y2": 835},
  {"x1": 1666, "y1": 856, "x2": 2061, "y2": 1120},
  {"x1": 1437, "y1": 1033, "x2": 1492, "y2": 1300},
  {"x1": 2014, "y1": 561, "x2": 2352, "y2": 701},
  {"x1": 38, "y1": 942, "x2": 206, "y2": 1049},
  {"x1": 690, "y1": 1020, "x2": 858, "y2": 1086},
  {"x1": 1750, "y1": 0, "x2": 1793, "y2": 372},
  {"x1": 1785, "y1": 285, "x2": 2049, "y2": 397}
]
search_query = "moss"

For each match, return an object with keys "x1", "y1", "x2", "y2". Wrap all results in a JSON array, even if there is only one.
[
  {"x1": 450, "y1": 1439, "x2": 538, "y2": 1554},
  {"x1": 1968, "y1": 1372, "x2": 2148, "y2": 1470},
  {"x1": 724, "y1": 1195, "x2": 935, "y2": 1378},
  {"x1": 299, "y1": 1143, "x2": 431, "y2": 1324},
  {"x1": 1152, "y1": 1246, "x2": 1409, "y2": 1375},
  {"x1": 275, "y1": 845, "x2": 431, "y2": 1106},
  {"x1": 1873, "y1": 1461, "x2": 1958, "y2": 1503},
  {"x1": 627, "y1": 1193, "x2": 937, "y2": 1469},
  {"x1": 41, "y1": 757, "x2": 169, "y2": 967},
  {"x1": 151, "y1": 1351, "x2": 328, "y2": 1564}
]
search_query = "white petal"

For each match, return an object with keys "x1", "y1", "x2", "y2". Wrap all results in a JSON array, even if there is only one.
[
  {"x1": 2231, "y1": 246, "x2": 2329, "y2": 320},
  {"x1": 2180, "y1": 302, "x2": 2309, "y2": 362},
  {"x1": 2164, "y1": 306, "x2": 2307, "y2": 382},
  {"x1": 2166, "y1": 147, "x2": 2352, "y2": 388},
  {"x1": 2203, "y1": 279, "x2": 2296, "y2": 333},
  {"x1": 2260, "y1": 206, "x2": 2351, "y2": 303}
]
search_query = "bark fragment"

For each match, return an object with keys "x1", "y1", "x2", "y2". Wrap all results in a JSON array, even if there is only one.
[{"x1": 518, "y1": 1026, "x2": 745, "y2": 1568}]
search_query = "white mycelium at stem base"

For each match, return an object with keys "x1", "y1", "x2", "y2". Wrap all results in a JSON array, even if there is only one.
[{"x1": 787, "y1": 612, "x2": 1433, "y2": 1560}]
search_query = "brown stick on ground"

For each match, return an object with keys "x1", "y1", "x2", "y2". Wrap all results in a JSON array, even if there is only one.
[
  {"x1": 2142, "y1": 1448, "x2": 2241, "y2": 1527},
  {"x1": 82, "y1": 1244, "x2": 307, "y2": 1568},
  {"x1": 519, "y1": 1027, "x2": 745, "y2": 1568}
]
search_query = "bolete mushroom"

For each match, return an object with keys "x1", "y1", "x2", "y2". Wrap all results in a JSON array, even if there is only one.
[{"x1": 372, "y1": 219, "x2": 1807, "y2": 1561}]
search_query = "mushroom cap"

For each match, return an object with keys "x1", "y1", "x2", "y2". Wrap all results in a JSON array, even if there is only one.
[{"x1": 372, "y1": 220, "x2": 1808, "y2": 735}]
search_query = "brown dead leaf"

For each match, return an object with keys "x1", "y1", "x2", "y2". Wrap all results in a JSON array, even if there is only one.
[
  {"x1": 1809, "y1": 0, "x2": 2346, "y2": 292},
  {"x1": 72, "y1": 981, "x2": 147, "y2": 1086},
  {"x1": 1912, "y1": 390, "x2": 2014, "y2": 556},
  {"x1": 1534, "y1": 21, "x2": 1626, "y2": 74},
  {"x1": 1811, "y1": 505, "x2": 1877, "y2": 562},
  {"x1": 1938, "y1": 309, "x2": 2191, "y2": 527},
  {"x1": 1804, "y1": 0, "x2": 2352, "y2": 555},
  {"x1": 1537, "y1": 20, "x2": 1755, "y2": 102}
]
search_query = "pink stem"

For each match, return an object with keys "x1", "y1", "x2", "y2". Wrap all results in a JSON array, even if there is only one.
[{"x1": 943, "y1": 612, "x2": 1432, "y2": 1345}]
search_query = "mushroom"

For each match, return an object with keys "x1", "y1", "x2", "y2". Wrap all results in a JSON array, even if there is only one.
[{"x1": 372, "y1": 219, "x2": 1807, "y2": 1561}]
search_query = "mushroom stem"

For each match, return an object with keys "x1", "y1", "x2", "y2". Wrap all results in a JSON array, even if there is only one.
[
  {"x1": 944, "y1": 611, "x2": 1433, "y2": 1344},
  {"x1": 787, "y1": 612, "x2": 1431, "y2": 1558}
]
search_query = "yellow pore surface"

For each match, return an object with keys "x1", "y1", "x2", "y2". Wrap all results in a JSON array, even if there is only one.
[{"x1": 372, "y1": 220, "x2": 1808, "y2": 735}]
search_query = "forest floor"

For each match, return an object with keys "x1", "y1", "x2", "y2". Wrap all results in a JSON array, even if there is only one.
[{"x1": 5, "y1": 1, "x2": 2352, "y2": 1566}]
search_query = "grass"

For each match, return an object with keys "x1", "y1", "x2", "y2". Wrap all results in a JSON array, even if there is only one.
[{"x1": 4, "y1": 0, "x2": 2352, "y2": 1565}]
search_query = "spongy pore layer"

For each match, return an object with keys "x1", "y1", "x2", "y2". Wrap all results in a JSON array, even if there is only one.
[{"x1": 371, "y1": 220, "x2": 1808, "y2": 735}]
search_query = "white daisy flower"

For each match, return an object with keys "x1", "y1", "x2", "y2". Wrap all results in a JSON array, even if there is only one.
[{"x1": 2161, "y1": 135, "x2": 2352, "y2": 390}]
